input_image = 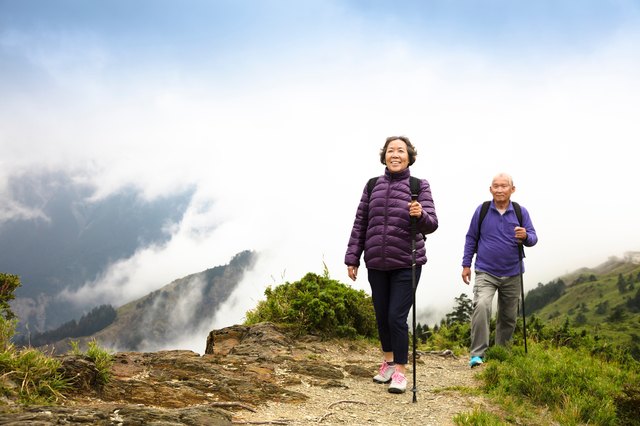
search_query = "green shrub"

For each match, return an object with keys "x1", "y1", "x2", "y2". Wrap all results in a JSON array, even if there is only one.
[
  {"x1": 245, "y1": 272, "x2": 377, "y2": 339},
  {"x1": 425, "y1": 321, "x2": 470, "y2": 355},
  {"x1": 0, "y1": 273, "x2": 21, "y2": 321},
  {"x1": 1, "y1": 316, "x2": 70, "y2": 404}
]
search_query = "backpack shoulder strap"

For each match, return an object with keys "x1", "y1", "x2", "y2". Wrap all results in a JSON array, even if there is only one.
[
  {"x1": 366, "y1": 177, "x2": 378, "y2": 199},
  {"x1": 475, "y1": 201, "x2": 491, "y2": 253},
  {"x1": 409, "y1": 176, "x2": 420, "y2": 197},
  {"x1": 512, "y1": 201, "x2": 523, "y2": 226},
  {"x1": 478, "y1": 201, "x2": 491, "y2": 229}
]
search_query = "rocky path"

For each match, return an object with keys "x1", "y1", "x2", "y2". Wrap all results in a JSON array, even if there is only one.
[
  {"x1": 233, "y1": 335, "x2": 494, "y2": 425},
  {"x1": 0, "y1": 322, "x2": 498, "y2": 425}
]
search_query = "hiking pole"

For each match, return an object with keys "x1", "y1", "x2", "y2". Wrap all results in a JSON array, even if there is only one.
[
  {"x1": 410, "y1": 193, "x2": 418, "y2": 403},
  {"x1": 518, "y1": 243, "x2": 528, "y2": 354}
]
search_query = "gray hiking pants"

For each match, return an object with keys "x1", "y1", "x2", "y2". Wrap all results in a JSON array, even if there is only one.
[{"x1": 470, "y1": 272, "x2": 521, "y2": 358}]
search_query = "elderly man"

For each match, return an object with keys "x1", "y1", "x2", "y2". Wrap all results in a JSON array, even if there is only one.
[{"x1": 461, "y1": 173, "x2": 538, "y2": 367}]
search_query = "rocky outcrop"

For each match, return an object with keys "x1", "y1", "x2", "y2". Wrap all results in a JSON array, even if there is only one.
[{"x1": 0, "y1": 322, "x2": 360, "y2": 425}]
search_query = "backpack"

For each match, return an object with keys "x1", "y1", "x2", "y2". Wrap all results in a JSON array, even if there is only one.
[
  {"x1": 366, "y1": 176, "x2": 426, "y2": 240},
  {"x1": 477, "y1": 200, "x2": 525, "y2": 257}
]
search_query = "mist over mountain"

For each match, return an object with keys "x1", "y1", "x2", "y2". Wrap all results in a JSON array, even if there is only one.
[
  {"x1": 1, "y1": 169, "x2": 194, "y2": 333},
  {"x1": 36, "y1": 250, "x2": 258, "y2": 353}
]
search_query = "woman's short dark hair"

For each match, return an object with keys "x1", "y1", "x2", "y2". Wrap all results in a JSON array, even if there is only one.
[{"x1": 379, "y1": 136, "x2": 418, "y2": 166}]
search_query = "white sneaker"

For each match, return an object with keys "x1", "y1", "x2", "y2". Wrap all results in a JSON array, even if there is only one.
[
  {"x1": 388, "y1": 371, "x2": 407, "y2": 394},
  {"x1": 372, "y1": 360, "x2": 395, "y2": 384}
]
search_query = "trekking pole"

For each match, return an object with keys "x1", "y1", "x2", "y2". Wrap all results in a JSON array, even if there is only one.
[
  {"x1": 518, "y1": 243, "x2": 528, "y2": 354},
  {"x1": 410, "y1": 193, "x2": 418, "y2": 403}
]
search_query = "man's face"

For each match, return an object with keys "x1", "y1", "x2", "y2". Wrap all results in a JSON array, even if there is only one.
[{"x1": 490, "y1": 176, "x2": 515, "y2": 202}]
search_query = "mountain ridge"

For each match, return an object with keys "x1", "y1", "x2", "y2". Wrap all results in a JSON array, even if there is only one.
[
  {"x1": 2, "y1": 169, "x2": 194, "y2": 333},
  {"x1": 525, "y1": 254, "x2": 640, "y2": 358},
  {"x1": 30, "y1": 250, "x2": 257, "y2": 353}
]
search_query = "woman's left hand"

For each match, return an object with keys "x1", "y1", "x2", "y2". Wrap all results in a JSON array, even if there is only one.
[{"x1": 408, "y1": 200, "x2": 422, "y2": 218}]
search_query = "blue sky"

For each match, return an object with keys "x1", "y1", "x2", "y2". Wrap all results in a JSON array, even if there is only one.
[
  {"x1": 2, "y1": 1, "x2": 640, "y2": 352},
  {"x1": 3, "y1": 1, "x2": 635, "y2": 89}
]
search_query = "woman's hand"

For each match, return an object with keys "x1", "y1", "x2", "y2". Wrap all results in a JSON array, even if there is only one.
[
  {"x1": 408, "y1": 200, "x2": 422, "y2": 218},
  {"x1": 347, "y1": 265, "x2": 358, "y2": 281}
]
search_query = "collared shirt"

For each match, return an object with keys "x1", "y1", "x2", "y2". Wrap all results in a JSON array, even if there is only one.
[{"x1": 462, "y1": 200, "x2": 538, "y2": 277}]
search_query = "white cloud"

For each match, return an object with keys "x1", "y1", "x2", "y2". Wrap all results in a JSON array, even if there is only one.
[{"x1": 2, "y1": 6, "x2": 640, "y2": 350}]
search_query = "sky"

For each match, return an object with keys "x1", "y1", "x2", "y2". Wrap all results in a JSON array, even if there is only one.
[{"x1": 2, "y1": 0, "x2": 640, "y2": 353}]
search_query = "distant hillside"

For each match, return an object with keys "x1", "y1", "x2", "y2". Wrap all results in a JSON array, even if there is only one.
[
  {"x1": 1, "y1": 169, "x2": 194, "y2": 333},
  {"x1": 525, "y1": 255, "x2": 640, "y2": 356},
  {"x1": 37, "y1": 250, "x2": 257, "y2": 352}
]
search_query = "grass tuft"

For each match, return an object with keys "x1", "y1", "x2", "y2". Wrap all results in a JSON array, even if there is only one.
[{"x1": 479, "y1": 342, "x2": 638, "y2": 425}]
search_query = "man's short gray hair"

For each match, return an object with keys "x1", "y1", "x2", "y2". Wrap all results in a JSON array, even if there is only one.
[{"x1": 492, "y1": 172, "x2": 514, "y2": 186}]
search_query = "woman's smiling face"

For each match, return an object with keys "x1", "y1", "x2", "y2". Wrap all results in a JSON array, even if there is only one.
[{"x1": 384, "y1": 139, "x2": 410, "y2": 173}]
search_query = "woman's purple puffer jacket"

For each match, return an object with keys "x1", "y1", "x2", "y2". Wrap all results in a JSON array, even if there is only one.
[{"x1": 345, "y1": 168, "x2": 438, "y2": 271}]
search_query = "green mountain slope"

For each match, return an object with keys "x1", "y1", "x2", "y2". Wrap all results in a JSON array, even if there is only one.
[{"x1": 525, "y1": 256, "x2": 640, "y2": 355}]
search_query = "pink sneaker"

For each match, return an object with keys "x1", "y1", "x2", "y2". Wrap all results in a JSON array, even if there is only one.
[
  {"x1": 372, "y1": 360, "x2": 395, "y2": 384},
  {"x1": 388, "y1": 371, "x2": 407, "y2": 394}
]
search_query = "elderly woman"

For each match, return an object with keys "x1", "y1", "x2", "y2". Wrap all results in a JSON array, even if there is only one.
[{"x1": 345, "y1": 135, "x2": 438, "y2": 394}]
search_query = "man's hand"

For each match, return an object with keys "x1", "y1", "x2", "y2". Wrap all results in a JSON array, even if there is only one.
[{"x1": 462, "y1": 267, "x2": 472, "y2": 285}]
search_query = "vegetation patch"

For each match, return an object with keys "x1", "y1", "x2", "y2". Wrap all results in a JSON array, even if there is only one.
[
  {"x1": 1, "y1": 316, "x2": 70, "y2": 404},
  {"x1": 70, "y1": 340, "x2": 114, "y2": 386},
  {"x1": 245, "y1": 272, "x2": 377, "y2": 339},
  {"x1": 479, "y1": 343, "x2": 639, "y2": 425},
  {"x1": 1, "y1": 275, "x2": 113, "y2": 405}
]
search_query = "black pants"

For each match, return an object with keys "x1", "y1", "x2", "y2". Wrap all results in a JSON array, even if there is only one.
[{"x1": 368, "y1": 267, "x2": 421, "y2": 365}]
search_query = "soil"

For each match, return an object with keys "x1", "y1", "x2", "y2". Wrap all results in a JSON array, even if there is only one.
[{"x1": 232, "y1": 340, "x2": 495, "y2": 425}]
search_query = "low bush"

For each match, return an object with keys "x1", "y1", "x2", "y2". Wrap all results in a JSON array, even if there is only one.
[{"x1": 245, "y1": 272, "x2": 377, "y2": 339}]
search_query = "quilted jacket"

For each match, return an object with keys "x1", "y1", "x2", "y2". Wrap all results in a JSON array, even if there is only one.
[{"x1": 345, "y1": 167, "x2": 438, "y2": 270}]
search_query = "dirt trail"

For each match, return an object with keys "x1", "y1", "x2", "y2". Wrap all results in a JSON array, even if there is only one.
[{"x1": 233, "y1": 341, "x2": 496, "y2": 425}]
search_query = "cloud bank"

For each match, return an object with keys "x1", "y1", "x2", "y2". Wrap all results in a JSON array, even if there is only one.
[{"x1": 2, "y1": 1, "x2": 640, "y2": 351}]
